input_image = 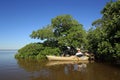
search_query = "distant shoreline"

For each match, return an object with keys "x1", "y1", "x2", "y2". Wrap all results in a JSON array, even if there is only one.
[{"x1": 0, "y1": 49, "x2": 18, "y2": 51}]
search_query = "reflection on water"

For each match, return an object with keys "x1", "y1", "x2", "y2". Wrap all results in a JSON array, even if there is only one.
[
  {"x1": 73, "y1": 63, "x2": 87, "y2": 72},
  {"x1": 16, "y1": 59, "x2": 89, "y2": 80},
  {"x1": 0, "y1": 51, "x2": 120, "y2": 80},
  {"x1": 64, "y1": 63, "x2": 87, "y2": 75},
  {"x1": 16, "y1": 59, "x2": 120, "y2": 80},
  {"x1": 17, "y1": 59, "x2": 47, "y2": 72}
]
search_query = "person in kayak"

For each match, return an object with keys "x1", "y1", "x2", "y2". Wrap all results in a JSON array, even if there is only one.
[{"x1": 75, "y1": 48, "x2": 83, "y2": 57}]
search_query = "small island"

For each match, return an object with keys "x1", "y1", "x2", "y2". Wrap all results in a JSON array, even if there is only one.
[{"x1": 15, "y1": 0, "x2": 120, "y2": 65}]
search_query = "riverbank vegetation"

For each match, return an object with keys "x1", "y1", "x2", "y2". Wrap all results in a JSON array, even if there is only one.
[{"x1": 15, "y1": 0, "x2": 120, "y2": 64}]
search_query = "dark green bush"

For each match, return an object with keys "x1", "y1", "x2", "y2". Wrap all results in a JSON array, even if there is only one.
[
  {"x1": 15, "y1": 43, "x2": 44, "y2": 59},
  {"x1": 15, "y1": 43, "x2": 60, "y2": 60},
  {"x1": 37, "y1": 47, "x2": 60, "y2": 59}
]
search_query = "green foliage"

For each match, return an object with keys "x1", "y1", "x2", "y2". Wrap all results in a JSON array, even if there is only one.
[
  {"x1": 30, "y1": 14, "x2": 87, "y2": 48},
  {"x1": 30, "y1": 25, "x2": 54, "y2": 40},
  {"x1": 87, "y1": 27, "x2": 103, "y2": 53},
  {"x1": 87, "y1": 0, "x2": 120, "y2": 63},
  {"x1": 15, "y1": 43, "x2": 44, "y2": 59},
  {"x1": 114, "y1": 43, "x2": 120, "y2": 60},
  {"x1": 15, "y1": 43, "x2": 60, "y2": 60},
  {"x1": 51, "y1": 15, "x2": 87, "y2": 48},
  {"x1": 37, "y1": 47, "x2": 60, "y2": 59},
  {"x1": 51, "y1": 15, "x2": 80, "y2": 37},
  {"x1": 58, "y1": 25, "x2": 87, "y2": 48}
]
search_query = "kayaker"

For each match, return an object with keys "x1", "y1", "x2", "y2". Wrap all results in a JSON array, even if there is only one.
[{"x1": 75, "y1": 48, "x2": 83, "y2": 57}]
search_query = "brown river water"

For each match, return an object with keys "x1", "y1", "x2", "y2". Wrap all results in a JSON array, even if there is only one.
[{"x1": 0, "y1": 50, "x2": 120, "y2": 80}]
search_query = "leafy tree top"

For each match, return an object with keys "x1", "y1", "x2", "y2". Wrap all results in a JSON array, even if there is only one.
[{"x1": 30, "y1": 14, "x2": 87, "y2": 48}]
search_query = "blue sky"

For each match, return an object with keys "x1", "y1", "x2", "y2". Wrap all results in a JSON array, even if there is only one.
[{"x1": 0, "y1": 0, "x2": 110, "y2": 49}]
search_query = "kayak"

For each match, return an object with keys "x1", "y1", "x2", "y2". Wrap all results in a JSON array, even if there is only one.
[{"x1": 46, "y1": 55, "x2": 89, "y2": 61}]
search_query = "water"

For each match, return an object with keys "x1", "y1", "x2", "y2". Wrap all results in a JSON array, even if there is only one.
[{"x1": 0, "y1": 50, "x2": 120, "y2": 80}]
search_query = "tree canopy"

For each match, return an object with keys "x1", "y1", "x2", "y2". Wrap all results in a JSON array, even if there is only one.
[
  {"x1": 30, "y1": 15, "x2": 87, "y2": 48},
  {"x1": 87, "y1": 0, "x2": 120, "y2": 62}
]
